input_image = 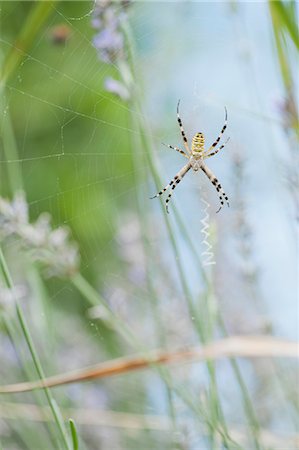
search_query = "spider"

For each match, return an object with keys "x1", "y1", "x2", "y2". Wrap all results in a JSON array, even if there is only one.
[{"x1": 151, "y1": 101, "x2": 230, "y2": 214}]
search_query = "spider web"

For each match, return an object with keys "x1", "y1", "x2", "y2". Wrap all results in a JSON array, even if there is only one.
[
  {"x1": 1, "y1": 0, "x2": 297, "y2": 361},
  {"x1": 0, "y1": 2, "x2": 235, "y2": 288},
  {"x1": 0, "y1": 1, "x2": 297, "y2": 447}
]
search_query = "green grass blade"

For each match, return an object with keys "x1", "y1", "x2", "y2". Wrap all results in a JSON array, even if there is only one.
[
  {"x1": 0, "y1": 247, "x2": 71, "y2": 450},
  {"x1": 270, "y1": 1, "x2": 299, "y2": 51},
  {"x1": 0, "y1": 1, "x2": 57, "y2": 85},
  {"x1": 69, "y1": 419, "x2": 79, "y2": 450}
]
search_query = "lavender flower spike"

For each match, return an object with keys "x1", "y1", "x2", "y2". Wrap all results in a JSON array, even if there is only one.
[{"x1": 0, "y1": 192, "x2": 79, "y2": 278}]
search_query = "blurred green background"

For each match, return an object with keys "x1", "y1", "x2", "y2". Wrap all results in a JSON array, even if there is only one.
[{"x1": 0, "y1": 1, "x2": 298, "y2": 449}]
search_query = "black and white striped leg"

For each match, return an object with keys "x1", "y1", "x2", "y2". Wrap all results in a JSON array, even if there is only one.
[
  {"x1": 205, "y1": 137, "x2": 230, "y2": 159},
  {"x1": 150, "y1": 163, "x2": 191, "y2": 212},
  {"x1": 162, "y1": 142, "x2": 188, "y2": 158},
  {"x1": 200, "y1": 163, "x2": 229, "y2": 213},
  {"x1": 207, "y1": 107, "x2": 228, "y2": 152},
  {"x1": 165, "y1": 163, "x2": 191, "y2": 213},
  {"x1": 150, "y1": 181, "x2": 173, "y2": 199},
  {"x1": 177, "y1": 100, "x2": 191, "y2": 155}
]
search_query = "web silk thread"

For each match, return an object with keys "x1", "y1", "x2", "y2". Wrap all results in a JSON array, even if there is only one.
[{"x1": 200, "y1": 198, "x2": 216, "y2": 266}]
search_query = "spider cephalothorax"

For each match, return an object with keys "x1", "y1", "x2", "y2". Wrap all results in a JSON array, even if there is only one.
[
  {"x1": 189, "y1": 153, "x2": 203, "y2": 172},
  {"x1": 151, "y1": 101, "x2": 230, "y2": 213}
]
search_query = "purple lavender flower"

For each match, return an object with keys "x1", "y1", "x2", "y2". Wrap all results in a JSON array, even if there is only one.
[
  {"x1": 92, "y1": 0, "x2": 131, "y2": 100},
  {"x1": 93, "y1": 28, "x2": 124, "y2": 63},
  {"x1": 92, "y1": 0, "x2": 129, "y2": 64},
  {"x1": 0, "y1": 192, "x2": 79, "y2": 278},
  {"x1": 104, "y1": 76, "x2": 129, "y2": 100}
]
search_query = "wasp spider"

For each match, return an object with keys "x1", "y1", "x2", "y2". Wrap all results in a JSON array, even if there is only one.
[{"x1": 151, "y1": 101, "x2": 230, "y2": 213}]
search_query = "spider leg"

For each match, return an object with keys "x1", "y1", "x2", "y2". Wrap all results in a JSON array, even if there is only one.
[
  {"x1": 205, "y1": 137, "x2": 230, "y2": 159},
  {"x1": 207, "y1": 107, "x2": 228, "y2": 153},
  {"x1": 177, "y1": 100, "x2": 191, "y2": 155},
  {"x1": 162, "y1": 142, "x2": 188, "y2": 158},
  {"x1": 164, "y1": 163, "x2": 191, "y2": 213},
  {"x1": 200, "y1": 162, "x2": 229, "y2": 213},
  {"x1": 150, "y1": 163, "x2": 191, "y2": 212}
]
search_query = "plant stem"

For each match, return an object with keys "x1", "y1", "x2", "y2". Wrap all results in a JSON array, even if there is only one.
[
  {"x1": 0, "y1": 1, "x2": 57, "y2": 86},
  {"x1": 0, "y1": 247, "x2": 71, "y2": 450},
  {"x1": 122, "y1": 22, "x2": 235, "y2": 449},
  {"x1": 0, "y1": 92, "x2": 24, "y2": 193}
]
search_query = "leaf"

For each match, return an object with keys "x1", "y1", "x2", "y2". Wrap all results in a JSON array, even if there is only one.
[{"x1": 69, "y1": 419, "x2": 79, "y2": 450}]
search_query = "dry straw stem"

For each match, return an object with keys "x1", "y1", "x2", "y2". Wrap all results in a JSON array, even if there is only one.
[
  {"x1": 0, "y1": 335, "x2": 297, "y2": 394},
  {"x1": 1, "y1": 402, "x2": 299, "y2": 450},
  {"x1": 0, "y1": 402, "x2": 171, "y2": 431}
]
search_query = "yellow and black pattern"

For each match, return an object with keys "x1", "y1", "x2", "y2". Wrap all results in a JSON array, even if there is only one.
[
  {"x1": 191, "y1": 132, "x2": 205, "y2": 154},
  {"x1": 151, "y1": 101, "x2": 230, "y2": 213}
]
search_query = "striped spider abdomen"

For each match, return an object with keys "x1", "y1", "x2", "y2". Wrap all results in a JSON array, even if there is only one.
[{"x1": 191, "y1": 132, "x2": 205, "y2": 153}]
